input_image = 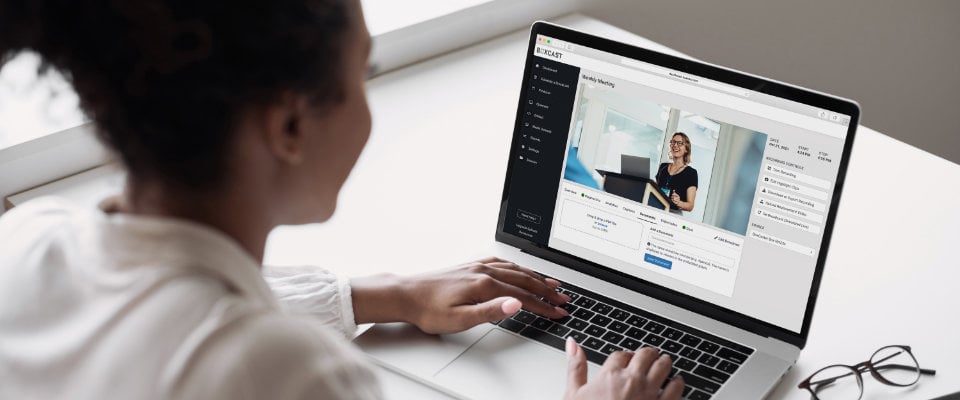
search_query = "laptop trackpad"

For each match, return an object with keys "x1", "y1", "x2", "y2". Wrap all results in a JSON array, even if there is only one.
[{"x1": 434, "y1": 329, "x2": 597, "y2": 400}]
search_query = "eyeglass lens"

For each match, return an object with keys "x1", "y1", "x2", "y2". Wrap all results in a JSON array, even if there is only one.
[
  {"x1": 871, "y1": 346, "x2": 921, "y2": 386},
  {"x1": 808, "y1": 365, "x2": 863, "y2": 400}
]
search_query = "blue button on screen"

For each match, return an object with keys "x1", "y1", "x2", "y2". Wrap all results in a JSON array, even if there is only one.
[{"x1": 644, "y1": 253, "x2": 673, "y2": 270}]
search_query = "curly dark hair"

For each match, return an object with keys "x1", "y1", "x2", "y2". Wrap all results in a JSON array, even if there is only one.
[{"x1": 0, "y1": 0, "x2": 353, "y2": 189}]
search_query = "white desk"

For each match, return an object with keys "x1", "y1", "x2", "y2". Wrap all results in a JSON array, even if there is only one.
[{"x1": 262, "y1": 13, "x2": 960, "y2": 400}]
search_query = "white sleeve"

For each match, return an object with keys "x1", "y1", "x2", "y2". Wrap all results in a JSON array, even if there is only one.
[
  {"x1": 171, "y1": 314, "x2": 382, "y2": 400},
  {"x1": 261, "y1": 265, "x2": 357, "y2": 338}
]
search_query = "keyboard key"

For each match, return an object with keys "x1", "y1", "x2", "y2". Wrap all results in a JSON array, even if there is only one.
[
  {"x1": 601, "y1": 343, "x2": 623, "y2": 355},
  {"x1": 626, "y1": 315, "x2": 648, "y2": 327},
  {"x1": 513, "y1": 311, "x2": 536, "y2": 324},
  {"x1": 608, "y1": 321, "x2": 629, "y2": 333},
  {"x1": 688, "y1": 389, "x2": 712, "y2": 400},
  {"x1": 568, "y1": 331, "x2": 589, "y2": 343},
  {"x1": 678, "y1": 371, "x2": 721, "y2": 395},
  {"x1": 583, "y1": 337, "x2": 605, "y2": 351},
  {"x1": 675, "y1": 357, "x2": 697, "y2": 371},
  {"x1": 573, "y1": 297, "x2": 596, "y2": 308},
  {"x1": 609, "y1": 309, "x2": 630, "y2": 321},
  {"x1": 572, "y1": 308, "x2": 595, "y2": 320},
  {"x1": 532, "y1": 317, "x2": 554, "y2": 331},
  {"x1": 590, "y1": 315, "x2": 612, "y2": 327},
  {"x1": 662, "y1": 340, "x2": 683, "y2": 353},
  {"x1": 591, "y1": 303, "x2": 613, "y2": 315},
  {"x1": 518, "y1": 327, "x2": 565, "y2": 350},
  {"x1": 601, "y1": 331, "x2": 624, "y2": 344},
  {"x1": 559, "y1": 289, "x2": 580, "y2": 301},
  {"x1": 643, "y1": 321, "x2": 665, "y2": 334},
  {"x1": 642, "y1": 334, "x2": 665, "y2": 346},
  {"x1": 716, "y1": 347, "x2": 748, "y2": 364},
  {"x1": 679, "y1": 346, "x2": 702, "y2": 360},
  {"x1": 620, "y1": 338, "x2": 642, "y2": 350},
  {"x1": 551, "y1": 315, "x2": 572, "y2": 325},
  {"x1": 625, "y1": 327, "x2": 646, "y2": 340},
  {"x1": 697, "y1": 340, "x2": 720, "y2": 354},
  {"x1": 679, "y1": 334, "x2": 702, "y2": 347},
  {"x1": 585, "y1": 325, "x2": 606, "y2": 338},
  {"x1": 498, "y1": 318, "x2": 525, "y2": 332},
  {"x1": 694, "y1": 365, "x2": 731, "y2": 384},
  {"x1": 732, "y1": 344, "x2": 755, "y2": 356},
  {"x1": 662, "y1": 352, "x2": 679, "y2": 363},
  {"x1": 682, "y1": 386, "x2": 692, "y2": 397},
  {"x1": 698, "y1": 354, "x2": 720, "y2": 367},
  {"x1": 717, "y1": 360, "x2": 739, "y2": 374},
  {"x1": 663, "y1": 327, "x2": 684, "y2": 340},
  {"x1": 548, "y1": 324, "x2": 571, "y2": 338},
  {"x1": 567, "y1": 318, "x2": 589, "y2": 331},
  {"x1": 560, "y1": 303, "x2": 578, "y2": 314}
]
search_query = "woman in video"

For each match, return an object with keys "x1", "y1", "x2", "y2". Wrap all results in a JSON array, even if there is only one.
[
  {"x1": 0, "y1": 0, "x2": 682, "y2": 399},
  {"x1": 656, "y1": 132, "x2": 699, "y2": 213}
]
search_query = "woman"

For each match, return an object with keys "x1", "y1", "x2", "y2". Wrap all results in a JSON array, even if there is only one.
[
  {"x1": 656, "y1": 132, "x2": 698, "y2": 213},
  {"x1": 0, "y1": 1, "x2": 682, "y2": 399}
]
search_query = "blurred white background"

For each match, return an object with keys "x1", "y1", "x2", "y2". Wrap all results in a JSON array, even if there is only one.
[{"x1": 2, "y1": 0, "x2": 958, "y2": 163}]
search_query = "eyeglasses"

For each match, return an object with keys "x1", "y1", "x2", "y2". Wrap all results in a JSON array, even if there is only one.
[
  {"x1": 798, "y1": 345, "x2": 936, "y2": 400},
  {"x1": 669, "y1": 140, "x2": 685, "y2": 146}
]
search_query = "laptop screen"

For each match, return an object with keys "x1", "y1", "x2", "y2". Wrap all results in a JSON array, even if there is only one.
[{"x1": 499, "y1": 27, "x2": 855, "y2": 336}]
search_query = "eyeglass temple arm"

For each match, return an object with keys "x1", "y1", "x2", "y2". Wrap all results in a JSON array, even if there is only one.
[
  {"x1": 870, "y1": 351, "x2": 937, "y2": 375},
  {"x1": 872, "y1": 364, "x2": 937, "y2": 376}
]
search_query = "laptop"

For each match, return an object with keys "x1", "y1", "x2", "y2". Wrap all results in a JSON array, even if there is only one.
[
  {"x1": 621, "y1": 154, "x2": 651, "y2": 180},
  {"x1": 357, "y1": 21, "x2": 859, "y2": 400}
]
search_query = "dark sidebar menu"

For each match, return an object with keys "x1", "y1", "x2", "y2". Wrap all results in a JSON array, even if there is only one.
[{"x1": 503, "y1": 57, "x2": 580, "y2": 245}]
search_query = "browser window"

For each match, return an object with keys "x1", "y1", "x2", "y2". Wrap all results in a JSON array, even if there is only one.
[{"x1": 503, "y1": 35, "x2": 850, "y2": 333}]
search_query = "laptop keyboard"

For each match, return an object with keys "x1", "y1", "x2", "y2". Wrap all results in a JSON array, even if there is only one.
[{"x1": 493, "y1": 279, "x2": 754, "y2": 400}]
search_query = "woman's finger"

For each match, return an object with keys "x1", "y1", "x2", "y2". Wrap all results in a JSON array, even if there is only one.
[
  {"x1": 485, "y1": 262, "x2": 550, "y2": 285},
  {"x1": 474, "y1": 256, "x2": 508, "y2": 265},
  {"x1": 488, "y1": 261, "x2": 563, "y2": 289},
  {"x1": 458, "y1": 296, "x2": 522, "y2": 326},
  {"x1": 601, "y1": 351, "x2": 634, "y2": 372},
  {"x1": 480, "y1": 280, "x2": 566, "y2": 319},
  {"x1": 661, "y1": 375, "x2": 685, "y2": 400},
  {"x1": 565, "y1": 338, "x2": 588, "y2": 394},
  {"x1": 645, "y1": 354, "x2": 673, "y2": 388},
  {"x1": 482, "y1": 266, "x2": 569, "y2": 305},
  {"x1": 627, "y1": 346, "x2": 659, "y2": 373}
]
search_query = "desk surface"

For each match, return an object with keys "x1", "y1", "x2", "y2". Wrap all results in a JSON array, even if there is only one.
[{"x1": 264, "y1": 14, "x2": 960, "y2": 400}]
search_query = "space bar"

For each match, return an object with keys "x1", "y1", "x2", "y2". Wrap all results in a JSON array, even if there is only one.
[
  {"x1": 519, "y1": 327, "x2": 566, "y2": 349},
  {"x1": 517, "y1": 327, "x2": 607, "y2": 364}
]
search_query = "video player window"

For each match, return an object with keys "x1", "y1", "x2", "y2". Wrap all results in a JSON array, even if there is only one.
[{"x1": 563, "y1": 82, "x2": 767, "y2": 236}]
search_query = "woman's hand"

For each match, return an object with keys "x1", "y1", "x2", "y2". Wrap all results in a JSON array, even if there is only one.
[
  {"x1": 670, "y1": 192, "x2": 681, "y2": 206},
  {"x1": 565, "y1": 339, "x2": 684, "y2": 400},
  {"x1": 351, "y1": 257, "x2": 571, "y2": 334}
]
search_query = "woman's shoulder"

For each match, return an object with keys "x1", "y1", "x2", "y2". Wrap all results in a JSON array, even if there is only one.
[{"x1": 682, "y1": 165, "x2": 699, "y2": 180}]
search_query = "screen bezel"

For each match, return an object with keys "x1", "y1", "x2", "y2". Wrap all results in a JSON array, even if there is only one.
[{"x1": 495, "y1": 21, "x2": 860, "y2": 348}]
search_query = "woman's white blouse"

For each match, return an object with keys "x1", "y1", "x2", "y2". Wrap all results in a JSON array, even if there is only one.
[{"x1": 0, "y1": 197, "x2": 381, "y2": 399}]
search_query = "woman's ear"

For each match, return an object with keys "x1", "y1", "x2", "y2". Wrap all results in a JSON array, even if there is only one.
[{"x1": 263, "y1": 93, "x2": 309, "y2": 165}]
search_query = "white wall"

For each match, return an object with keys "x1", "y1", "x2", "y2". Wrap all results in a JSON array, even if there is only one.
[{"x1": 581, "y1": 0, "x2": 960, "y2": 164}]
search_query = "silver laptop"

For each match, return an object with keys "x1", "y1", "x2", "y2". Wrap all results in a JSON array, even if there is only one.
[
  {"x1": 620, "y1": 154, "x2": 651, "y2": 180},
  {"x1": 357, "y1": 21, "x2": 859, "y2": 400}
]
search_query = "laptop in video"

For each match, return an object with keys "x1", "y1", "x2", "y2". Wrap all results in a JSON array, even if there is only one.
[
  {"x1": 357, "y1": 21, "x2": 860, "y2": 400},
  {"x1": 621, "y1": 154, "x2": 651, "y2": 179}
]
